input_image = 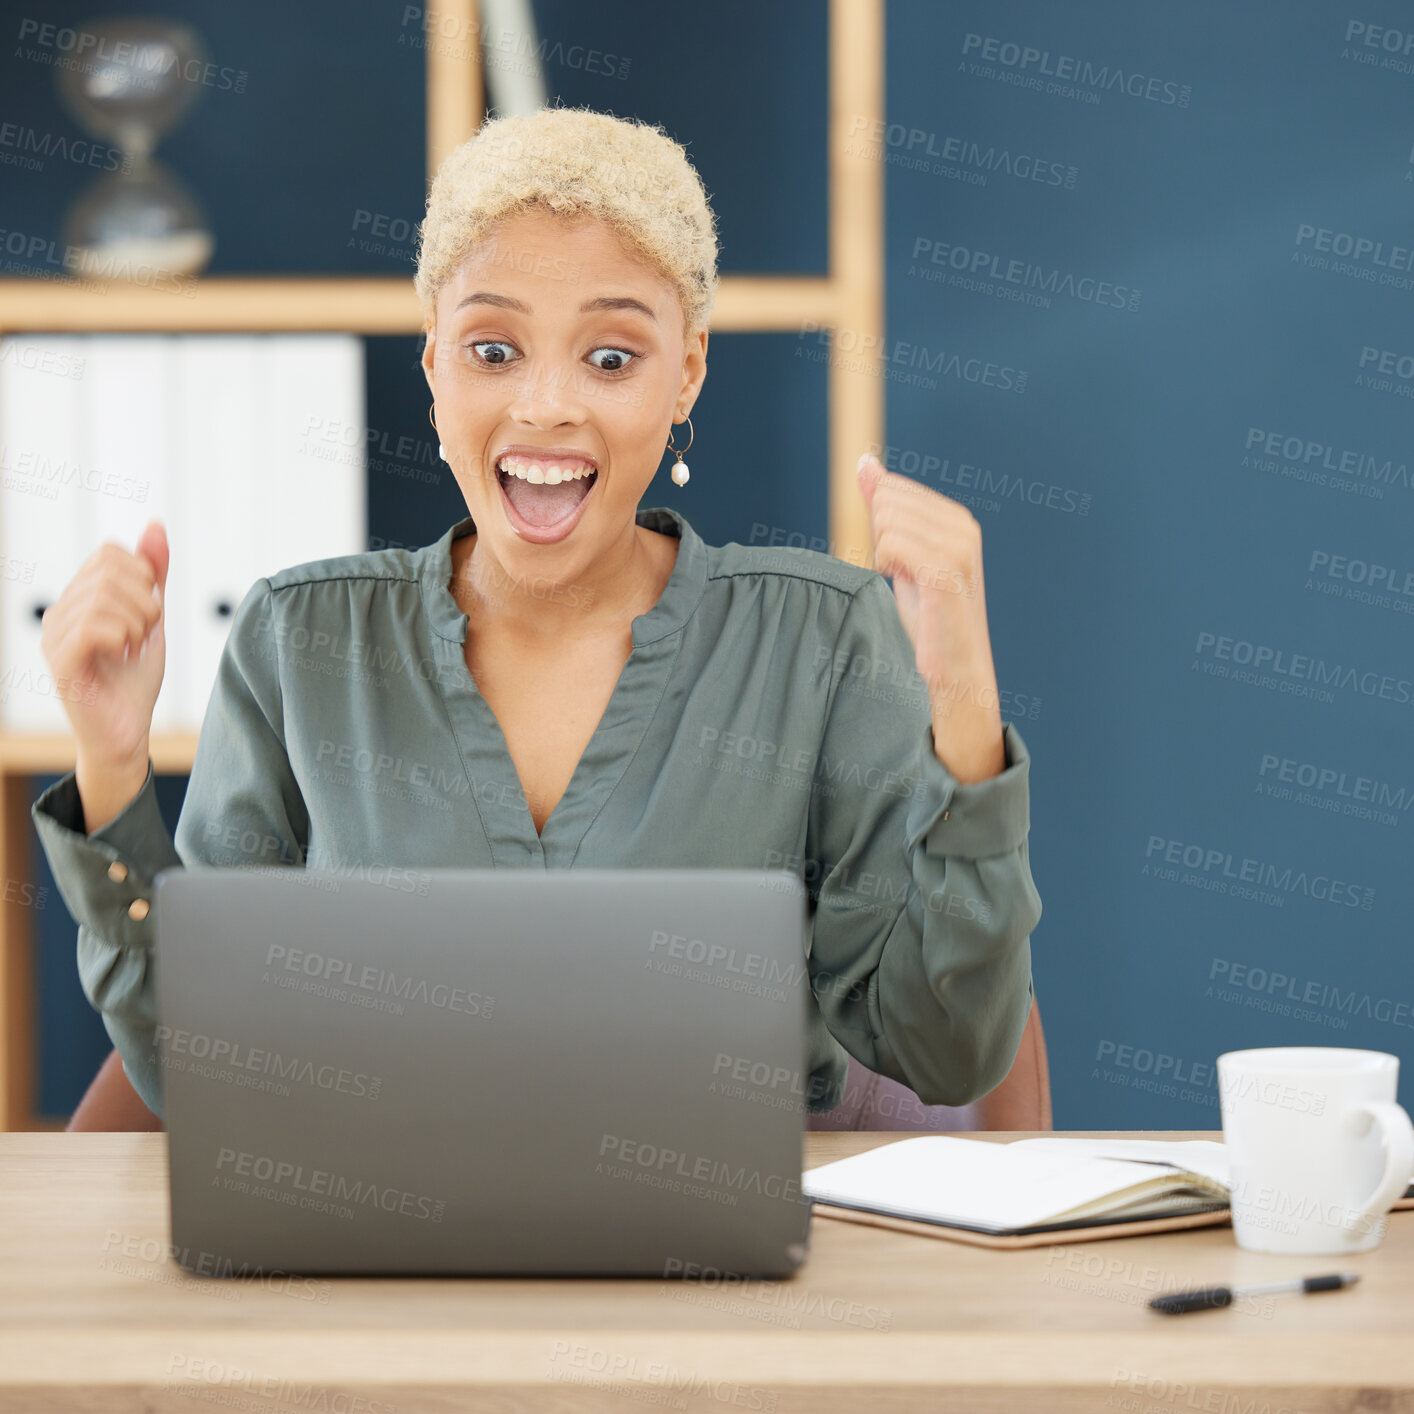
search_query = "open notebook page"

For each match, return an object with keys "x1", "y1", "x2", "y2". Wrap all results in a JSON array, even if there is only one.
[
  {"x1": 1010, "y1": 1137, "x2": 1230, "y2": 1188},
  {"x1": 802, "y1": 1136, "x2": 1228, "y2": 1232}
]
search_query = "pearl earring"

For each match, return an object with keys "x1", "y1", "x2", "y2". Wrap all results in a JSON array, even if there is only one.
[
  {"x1": 667, "y1": 415, "x2": 694, "y2": 487},
  {"x1": 428, "y1": 404, "x2": 446, "y2": 462}
]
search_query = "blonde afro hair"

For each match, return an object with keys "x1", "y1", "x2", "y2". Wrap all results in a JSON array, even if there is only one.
[{"x1": 414, "y1": 104, "x2": 719, "y2": 337}]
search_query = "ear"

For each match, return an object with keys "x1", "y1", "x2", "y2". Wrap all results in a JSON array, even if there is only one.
[
  {"x1": 420, "y1": 323, "x2": 437, "y2": 393},
  {"x1": 676, "y1": 327, "x2": 708, "y2": 417}
]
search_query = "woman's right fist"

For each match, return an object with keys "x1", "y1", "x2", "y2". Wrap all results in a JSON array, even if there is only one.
[{"x1": 40, "y1": 521, "x2": 169, "y2": 765}]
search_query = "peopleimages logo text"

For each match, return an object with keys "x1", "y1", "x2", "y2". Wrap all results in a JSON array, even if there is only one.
[
  {"x1": 1145, "y1": 837, "x2": 1374, "y2": 910},
  {"x1": 598, "y1": 1135, "x2": 804, "y2": 1203},
  {"x1": 215, "y1": 1147, "x2": 446, "y2": 1221},
  {"x1": 1211, "y1": 958, "x2": 1414, "y2": 1024},
  {"x1": 1294, "y1": 224, "x2": 1414, "y2": 278},
  {"x1": 1243, "y1": 427, "x2": 1412, "y2": 491},
  {"x1": 960, "y1": 32, "x2": 1190, "y2": 105},
  {"x1": 1259, "y1": 754, "x2": 1413, "y2": 813},
  {"x1": 845, "y1": 117, "x2": 1076, "y2": 187},
  {"x1": 911, "y1": 236, "x2": 1140, "y2": 311},
  {"x1": 1194, "y1": 631, "x2": 1414, "y2": 706}
]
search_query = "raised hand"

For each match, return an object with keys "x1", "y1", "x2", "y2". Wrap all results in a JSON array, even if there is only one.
[
  {"x1": 40, "y1": 520, "x2": 169, "y2": 769},
  {"x1": 856, "y1": 454, "x2": 1006, "y2": 782}
]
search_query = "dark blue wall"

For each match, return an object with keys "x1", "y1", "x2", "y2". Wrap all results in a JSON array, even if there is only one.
[
  {"x1": 10, "y1": 0, "x2": 1410, "y2": 1124},
  {"x1": 886, "y1": 0, "x2": 1413, "y2": 1126}
]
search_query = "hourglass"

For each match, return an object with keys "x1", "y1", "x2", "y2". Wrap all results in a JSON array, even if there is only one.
[{"x1": 55, "y1": 15, "x2": 215, "y2": 280}]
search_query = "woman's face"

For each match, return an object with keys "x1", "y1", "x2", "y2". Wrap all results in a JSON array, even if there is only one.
[{"x1": 422, "y1": 208, "x2": 707, "y2": 575}]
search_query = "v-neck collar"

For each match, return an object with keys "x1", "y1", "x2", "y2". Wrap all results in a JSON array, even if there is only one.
[
  {"x1": 419, "y1": 505, "x2": 708, "y2": 647},
  {"x1": 417, "y1": 505, "x2": 709, "y2": 866}
]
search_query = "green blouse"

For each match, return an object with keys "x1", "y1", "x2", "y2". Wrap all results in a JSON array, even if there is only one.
[{"x1": 32, "y1": 505, "x2": 1041, "y2": 1120}]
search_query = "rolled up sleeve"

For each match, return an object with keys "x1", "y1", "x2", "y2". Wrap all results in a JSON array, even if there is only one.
[
  {"x1": 804, "y1": 574, "x2": 1042, "y2": 1108},
  {"x1": 29, "y1": 577, "x2": 308, "y2": 1119}
]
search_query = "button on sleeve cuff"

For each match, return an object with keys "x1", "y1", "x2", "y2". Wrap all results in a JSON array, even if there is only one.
[
  {"x1": 904, "y1": 721, "x2": 1033, "y2": 861},
  {"x1": 31, "y1": 762, "x2": 181, "y2": 950}
]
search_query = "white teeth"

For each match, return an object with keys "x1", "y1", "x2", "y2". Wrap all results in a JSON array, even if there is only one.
[{"x1": 497, "y1": 455, "x2": 596, "y2": 485}]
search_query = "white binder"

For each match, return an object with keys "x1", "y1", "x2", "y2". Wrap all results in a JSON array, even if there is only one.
[
  {"x1": 176, "y1": 334, "x2": 268, "y2": 739},
  {"x1": 81, "y1": 336, "x2": 180, "y2": 732},
  {"x1": 0, "y1": 337, "x2": 88, "y2": 732},
  {"x1": 263, "y1": 334, "x2": 367, "y2": 577},
  {"x1": 180, "y1": 333, "x2": 368, "y2": 733},
  {"x1": 0, "y1": 333, "x2": 368, "y2": 736}
]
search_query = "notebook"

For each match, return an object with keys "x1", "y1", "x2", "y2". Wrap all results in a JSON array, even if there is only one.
[
  {"x1": 805, "y1": 1136, "x2": 1414, "y2": 1249},
  {"x1": 804, "y1": 1136, "x2": 1233, "y2": 1249}
]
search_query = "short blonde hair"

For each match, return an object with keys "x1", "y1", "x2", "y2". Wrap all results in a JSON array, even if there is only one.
[{"x1": 414, "y1": 104, "x2": 719, "y2": 337}]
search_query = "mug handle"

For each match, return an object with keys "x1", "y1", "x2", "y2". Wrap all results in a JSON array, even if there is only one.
[{"x1": 1343, "y1": 1101, "x2": 1414, "y2": 1238}]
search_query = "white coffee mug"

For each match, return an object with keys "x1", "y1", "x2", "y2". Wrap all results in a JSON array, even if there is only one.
[{"x1": 1217, "y1": 1047, "x2": 1414, "y2": 1254}]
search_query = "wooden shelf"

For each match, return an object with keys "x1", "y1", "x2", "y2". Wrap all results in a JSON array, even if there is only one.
[
  {"x1": 0, "y1": 277, "x2": 422, "y2": 334},
  {"x1": 0, "y1": 274, "x2": 838, "y2": 335},
  {"x1": 715, "y1": 277, "x2": 838, "y2": 330},
  {"x1": 0, "y1": 734, "x2": 199, "y2": 776}
]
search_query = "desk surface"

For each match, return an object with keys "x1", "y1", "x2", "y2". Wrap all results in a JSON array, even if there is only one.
[{"x1": 2, "y1": 1131, "x2": 1410, "y2": 1412}]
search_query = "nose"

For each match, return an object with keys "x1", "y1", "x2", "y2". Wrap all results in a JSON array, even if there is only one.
[{"x1": 506, "y1": 353, "x2": 589, "y2": 430}]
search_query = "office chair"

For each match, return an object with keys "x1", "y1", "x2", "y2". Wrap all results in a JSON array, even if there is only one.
[{"x1": 65, "y1": 995, "x2": 1051, "y2": 1133}]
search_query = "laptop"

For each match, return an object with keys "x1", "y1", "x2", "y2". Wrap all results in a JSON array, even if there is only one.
[{"x1": 152, "y1": 866, "x2": 813, "y2": 1279}]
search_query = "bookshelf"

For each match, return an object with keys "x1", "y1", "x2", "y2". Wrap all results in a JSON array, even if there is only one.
[{"x1": 0, "y1": 0, "x2": 884, "y2": 1130}]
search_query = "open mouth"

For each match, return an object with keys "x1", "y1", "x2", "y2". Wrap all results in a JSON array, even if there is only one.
[{"x1": 496, "y1": 454, "x2": 599, "y2": 530}]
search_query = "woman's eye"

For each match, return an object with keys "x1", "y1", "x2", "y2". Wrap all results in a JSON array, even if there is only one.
[
  {"x1": 470, "y1": 341, "x2": 518, "y2": 366},
  {"x1": 587, "y1": 347, "x2": 637, "y2": 373}
]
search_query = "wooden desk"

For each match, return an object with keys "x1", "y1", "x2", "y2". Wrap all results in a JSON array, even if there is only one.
[{"x1": 1, "y1": 1131, "x2": 1409, "y2": 1411}]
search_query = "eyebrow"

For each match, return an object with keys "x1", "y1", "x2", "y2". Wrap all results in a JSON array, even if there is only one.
[{"x1": 453, "y1": 292, "x2": 658, "y2": 323}]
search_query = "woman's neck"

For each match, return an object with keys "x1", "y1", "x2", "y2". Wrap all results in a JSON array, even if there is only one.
[{"x1": 450, "y1": 521, "x2": 678, "y2": 645}]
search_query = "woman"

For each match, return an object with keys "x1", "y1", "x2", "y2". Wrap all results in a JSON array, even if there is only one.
[{"x1": 33, "y1": 105, "x2": 1041, "y2": 1124}]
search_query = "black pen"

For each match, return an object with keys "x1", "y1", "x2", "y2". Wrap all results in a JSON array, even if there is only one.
[{"x1": 1149, "y1": 1273, "x2": 1361, "y2": 1315}]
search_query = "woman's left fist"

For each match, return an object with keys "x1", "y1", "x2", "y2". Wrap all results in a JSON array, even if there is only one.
[{"x1": 855, "y1": 451, "x2": 995, "y2": 694}]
